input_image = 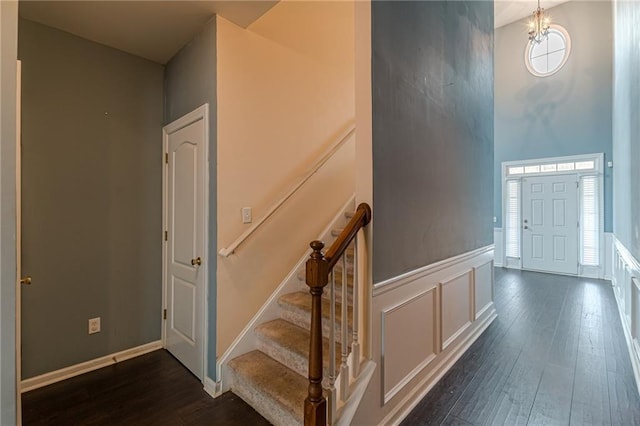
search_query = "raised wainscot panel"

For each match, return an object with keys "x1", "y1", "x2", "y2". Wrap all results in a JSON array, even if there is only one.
[
  {"x1": 474, "y1": 261, "x2": 494, "y2": 320},
  {"x1": 381, "y1": 287, "x2": 438, "y2": 404},
  {"x1": 440, "y1": 270, "x2": 473, "y2": 350}
]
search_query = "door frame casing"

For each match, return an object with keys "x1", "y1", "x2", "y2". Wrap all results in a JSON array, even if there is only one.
[
  {"x1": 161, "y1": 104, "x2": 209, "y2": 382},
  {"x1": 500, "y1": 153, "x2": 605, "y2": 277},
  {"x1": 15, "y1": 59, "x2": 22, "y2": 425}
]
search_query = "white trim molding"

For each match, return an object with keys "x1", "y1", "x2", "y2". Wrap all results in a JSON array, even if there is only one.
[
  {"x1": 162, "y1": 103, "x2": 210, "y2": 383},
  {"x1": 203, "y1": 376, "x2": 222, "y2": 399},
  {"x1": 20, "y1": 341, "x2": 162, "y2": 393},
  {"x1": 611, "y1": 236, "x2": 640, "y2": 395}
]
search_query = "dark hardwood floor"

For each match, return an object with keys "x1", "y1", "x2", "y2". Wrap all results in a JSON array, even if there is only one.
[
  {"x1": 403, "y1": 268, "x2": 640, "y2": 426},
  {"x1": 22, "y1": 349, "x2": 270, "y2": 425},
  {"x1": 23, "y1": 269, "x2": 640, "y2": 425}
]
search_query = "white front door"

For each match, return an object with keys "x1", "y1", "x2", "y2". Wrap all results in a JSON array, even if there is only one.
[
  {"x1": 522, "y1": 174, "x2": 578, "y2": 275},
  {"x1": 163, "y1": 106, "x2": 208, "y2": 379}
]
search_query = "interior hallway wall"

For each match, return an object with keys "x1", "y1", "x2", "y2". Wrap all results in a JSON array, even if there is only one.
[
  {"x1": 494, "y1": 1, "x2": 613, "y2": 231},
  {"x1": 19, "y1": 19, "x2": 164, "y2": 378},
  {"x1": 613, "y1": 0, "x2": 640, "y2": 259},
  {"x1": 216, "y1": 0, "x2": 355, "y2": 356},
  {"x1": 371, "y1": 0, "x2": 494, "y2": 283}
]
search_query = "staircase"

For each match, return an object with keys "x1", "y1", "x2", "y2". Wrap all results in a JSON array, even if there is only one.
[{"x1": 227, "y1": 214, "x2": 355, "y2": 425}]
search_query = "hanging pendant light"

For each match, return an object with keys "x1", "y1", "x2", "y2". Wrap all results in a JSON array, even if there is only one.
[{"x1": 528, "y1": 0, "x2": 551, "y2": 44}]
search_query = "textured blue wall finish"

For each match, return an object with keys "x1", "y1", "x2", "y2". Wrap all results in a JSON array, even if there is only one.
[
  {"x1": 494, "y1": 2, "x2": 613, "y2": 231},
  {"x1": 613, "y1": 0, "x2": 640, "y2": 259},
  {"x1": 372, "y1": 1, "x2": 494, "y2": 283}
]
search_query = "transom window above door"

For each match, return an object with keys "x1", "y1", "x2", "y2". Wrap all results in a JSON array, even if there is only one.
[{"x1": 508, "y1": 159, "x2": 595, "y2": 176}]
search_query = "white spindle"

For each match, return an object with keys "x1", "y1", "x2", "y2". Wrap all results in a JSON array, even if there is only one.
[
  {"x1": 351, "y1": 238, "x2": 361, "y2": 378},
  {"x1": 328, "y1": 270, "x2": 337, "y2": 424},
  {"x1": 340, "y1": 253, "x2": 349, "y2": 401}
]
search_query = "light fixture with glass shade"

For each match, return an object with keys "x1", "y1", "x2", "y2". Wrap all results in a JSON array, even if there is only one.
[{"x1": 528, "y1": 0, "x2": 551, "y2": 44}]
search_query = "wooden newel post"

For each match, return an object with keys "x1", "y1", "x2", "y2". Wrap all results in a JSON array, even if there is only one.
[{"x1": 304, "y1": 240, "x2": 329, "y2": 426}]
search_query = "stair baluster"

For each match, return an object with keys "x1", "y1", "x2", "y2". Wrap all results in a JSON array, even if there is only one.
[
  {"x1": 304, "y1": 203, "x2": 371, "y2": 425},
  {"x1": 339, "y1": 253, "x2": 349, "y2": 401},
  {"x1": 351, "y1": 237, "x2": 360, "y2": 378},
  {"x1": 327, "y1": 270, "x2": 337, "y2": 424}
]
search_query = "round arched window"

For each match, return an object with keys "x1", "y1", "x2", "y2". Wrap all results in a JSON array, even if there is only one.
[{"x1": 525, "y1": 25, "x2": 571, "y2": 77}]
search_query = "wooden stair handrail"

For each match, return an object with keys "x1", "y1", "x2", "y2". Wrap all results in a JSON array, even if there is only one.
[
  {"x1": 218, "y1": 126, "x2": 355, "y2": 257},
  {"x1": 325, "y1": 203, "x2": 371, "y2": 270},
  {"x1": 304, "y1": 203, "x2": 371, "y2": 426}
]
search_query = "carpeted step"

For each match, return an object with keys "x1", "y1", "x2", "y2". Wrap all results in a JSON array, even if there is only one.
[
  {"x1": 255, "y1": 319, "x2": 343, "y2": 382},
  {"x1": 297, "y1": 267, "x2": 354, "y2": 305},
  {"x1": 227, "y1": 350, "x2": 307, "y2": 426},
  {"x1": 278, "y1": 292, "x2": 353, "y2": 343}
]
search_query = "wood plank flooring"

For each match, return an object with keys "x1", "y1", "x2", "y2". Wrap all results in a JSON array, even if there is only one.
[
  {"x1": 402, "y1": 268, "x2": 640, "y2": 426},
  {"x1": 22, "y1": 350, "x2": 270, "y2": 425},
  {"x1": 23, "y1": 268, "x2": 640, "y2": 425}
]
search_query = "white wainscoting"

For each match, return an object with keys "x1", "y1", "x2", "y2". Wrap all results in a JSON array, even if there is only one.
[
  {"x1": 611, "y1": 237, "x2": 640, "y2": 393},
  {"x1": 361, "y1": 245, "x2": 497, "y2": 424}
]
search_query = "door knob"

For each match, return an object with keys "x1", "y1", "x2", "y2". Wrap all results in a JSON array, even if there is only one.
[
  {"x1": 20, "y1": 276, "x2": 32, "y2": 285},
  {"x1": 191, "y1": 257, "x2": 202, "y2": 266},
  {"x1": 524, "y1": 226, "x2": 529, "y2": 230}
]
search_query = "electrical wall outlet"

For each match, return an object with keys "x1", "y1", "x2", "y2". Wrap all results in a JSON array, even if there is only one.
[{"x1": 88, "y1": 317, "x2": 101, "y2": 334}]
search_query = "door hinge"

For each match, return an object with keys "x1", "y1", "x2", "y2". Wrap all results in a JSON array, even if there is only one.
[
  {"x1": 163, "y1": 309, "x2": 167, "y2": 320},
  {"x1": 164, "y1": 230, "x2": 168, "y2": 241},
  {"x1": 165, "y1": 153, "x2": 168, "y2": 164}
]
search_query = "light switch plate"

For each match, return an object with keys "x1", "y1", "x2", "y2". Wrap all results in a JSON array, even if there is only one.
[{"x1": 242, "y1": 207, "x2": 252, "y2": 224}]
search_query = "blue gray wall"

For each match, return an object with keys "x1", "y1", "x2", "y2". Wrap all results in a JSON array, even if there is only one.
[
  {"x1": 163, "y1": 17, "x2": 217, "y2": 379},
  {"x1": 18, "y1": 19, "x2": 164, "y2": 378},
  {"x1": 0, "y1": 1, "x2": 18, "y2": 423},
  {"x1": 494, "y1": 1, "x2": 613, "y2": 231},
  {"x1": 613, "y1": 0, "x2": 640, "y2": 259},
  {"x1": 372, "y1": 1, "x2": 494, "y2": 283}
]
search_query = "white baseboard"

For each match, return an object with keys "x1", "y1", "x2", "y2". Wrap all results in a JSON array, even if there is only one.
[
  {"x1": 203, "y1": 376, "x2": 222, "y2": 399},
  {"x1": 21, "y1": 340, "x2": 162, "y2": 393}
]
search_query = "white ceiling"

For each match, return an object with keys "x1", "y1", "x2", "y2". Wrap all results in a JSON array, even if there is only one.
[
  {"x1": 19, "y1": 1, "x2": 278, "y2": 64},
  {"x1": 19, "y1": 1, "x2": 569, "y2": 64},
  {"x1": 495, "y1": 0, "x2": 571, "y2": 29}
]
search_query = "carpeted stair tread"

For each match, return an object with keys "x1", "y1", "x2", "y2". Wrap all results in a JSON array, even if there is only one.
[
  {"x1": 278, "y1": 291, "x2": 353, "y2": 329},
  {"x1": 255, "y1": 319, "x2": 342, "y2": 377},
  {"x1": 228, "y1": 350, "x2": 307, "y2": 425}
]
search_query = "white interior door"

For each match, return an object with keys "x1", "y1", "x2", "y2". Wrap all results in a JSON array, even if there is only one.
[
  {"x1": 163, "y1": 106, "x2": 208, "y2": 380},
  {"x1": 522, "y1": 174, "x2": 578, "y2": 275}
]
